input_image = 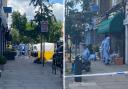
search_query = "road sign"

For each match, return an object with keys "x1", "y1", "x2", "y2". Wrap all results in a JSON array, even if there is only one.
[{"x1": 41, "y1": 21, "x2": 48, "y2": 32}]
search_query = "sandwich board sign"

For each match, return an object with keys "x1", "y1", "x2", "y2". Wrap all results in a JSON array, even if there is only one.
[{"x1": 41, "y1": 21, "x2": 48, "y2": 32}]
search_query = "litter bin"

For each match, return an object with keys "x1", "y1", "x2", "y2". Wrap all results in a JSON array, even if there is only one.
[{"x1": 74, "y1": 55, "x2": 82, "y2": 82}]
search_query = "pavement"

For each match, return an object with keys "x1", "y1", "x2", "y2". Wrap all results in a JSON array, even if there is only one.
[
  {"x1": 65, "y1": 60, "x2": 128, "y2": 89},
  {"x1": 0, "y1": 56, "x2": 62, "y2": 89},
  {"x1": 65, "y1": 60, "x2": 128, "y2": 75},
  {"x1": 66, "y1": 75, "x2": 128, "y2": 89}
]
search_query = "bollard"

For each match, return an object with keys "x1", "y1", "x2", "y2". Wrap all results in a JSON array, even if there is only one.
[{"x1": 74, "y1": 55, "x2": 82, "y2": 82}]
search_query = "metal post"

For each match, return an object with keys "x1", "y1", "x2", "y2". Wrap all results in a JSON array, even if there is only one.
[
  {"x1": 75, "y1": 40, "x2": 77, "y2": 56},
  {"x1": 40, "y1": 32, "x2": 43, "y2": 66},
  {"x1": 40, "y1": 3, "x2": 44, "y2": 66},
  {"x1": 43, "y1": 35, "x2": 45, "y2": 66},
  {"x1": 69, "y1": 46, "x2": 71, "y2": 62}
]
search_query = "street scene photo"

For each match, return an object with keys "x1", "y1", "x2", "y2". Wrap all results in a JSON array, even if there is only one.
[
  {"x1": 0, "y1": 0, "x2": 63, "y2": 89},
  {"x1": 65, "y1": 0, "x2": 128, "y2": 89}
]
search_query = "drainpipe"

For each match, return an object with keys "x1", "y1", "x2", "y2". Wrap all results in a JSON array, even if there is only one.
[{"x1": 124, "y1": 1, "x2": 128, "y2": 64}]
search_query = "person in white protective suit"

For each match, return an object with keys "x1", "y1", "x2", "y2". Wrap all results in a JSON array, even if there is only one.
[
  {"x1": 82, "y1": 45, "x2": 90, "y2": 61},
  {"x1": 102, "y1": 36, "x2": 110, "y2": 65},
  {"x1": 100, "y1": 39, "x2": 105, "y2": 61}
]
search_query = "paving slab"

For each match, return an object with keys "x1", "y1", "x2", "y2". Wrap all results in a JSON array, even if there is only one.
[
  {"x1": 65, "y1": 60, "x2": 128, "y2": 89},
  {"x1": 69, "y1": 82, "x2": 103, "y2": 89},
  {"x1": 0, "y1": 56, "x2": 62, "y2": 89}
]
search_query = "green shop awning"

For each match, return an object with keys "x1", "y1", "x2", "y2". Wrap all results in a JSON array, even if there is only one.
[{"x1": 97, "y1": 12, "x2": 124, "y2": 34}]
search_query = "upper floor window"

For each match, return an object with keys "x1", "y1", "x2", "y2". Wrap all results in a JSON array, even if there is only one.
[{"x1": 112, "y1": 0, "x2": 122, "y2": 6}]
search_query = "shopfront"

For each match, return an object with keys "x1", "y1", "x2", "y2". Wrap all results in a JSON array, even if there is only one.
[
  {"x1": 97, "y1": 12, "x2": 125, "y2": 64},
  {"x1": 124, "y1": 1, "x2": 128, "y2": 64}
]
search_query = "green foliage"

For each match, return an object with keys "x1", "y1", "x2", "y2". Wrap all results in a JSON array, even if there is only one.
[
  {"x1": 30, "y1": 0, "x2": 62, "y2": 43},
  {"x1": 65, "y1": 0, "x2": 93, "y2": 44},
  {"x1": 30, "y1": 0, "x2": 49, "y2": 7},
  {"x1": 19, "y1": 35, "x2": 29, "y2": 43},
  {"x1": 26, "y1": 22, "x2": 35, "y2": 30},
  {"x1": 11, "y1": 11, "x2": 21, "y2": 29},
  {"x1": 11, "y1": 11, "x2": 27, "y2": 35},
  {"x1": 0, "y1": 56, "x2": 7, "y2": 65},
  {"x1": 65, "y1": 0, "x2": 83, "y2": 44},
  {"x1": 11, "y1": 11, "x2": 39, "y2": 43},
  {"x1": 82, "y1": 0, "x2": 91, "y2": 11},
  {"x1": 11, "y1": 1, "x2": 62, "y2": 44},
  {"x1": 30, "y1": 0, "x2": 53, "y2": 23},
  {"x1": 10, "y1": 28, "x2": 20, "y2": 44},
  {"x1": 48, "y1": 21, "x2": 62, "y2": 42}
]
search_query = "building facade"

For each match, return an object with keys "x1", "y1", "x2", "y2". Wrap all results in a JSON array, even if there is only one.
[
  {"x1": 84, "y1": 0, "x2": 125, "y2": 63},
  {"x1": 97, "y1": 0, "x2": 125, "y2": 63},
  {"x1": 0, "y1": 0, "x2": 8, "y2": 55},
  {"x1": 124, "y1": 1, "x2": 128, "y2": 64}
]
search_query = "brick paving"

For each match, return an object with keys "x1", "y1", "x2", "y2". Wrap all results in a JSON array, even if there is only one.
[{"x1": 0, "y1": 56, "x2": 62, "y2": 89}]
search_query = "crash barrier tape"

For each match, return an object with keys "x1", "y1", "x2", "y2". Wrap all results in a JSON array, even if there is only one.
[{"x1": 64, "y1": 71, "x2": 128, "y2": 78}]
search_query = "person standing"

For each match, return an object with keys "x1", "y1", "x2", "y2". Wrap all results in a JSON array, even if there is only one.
[
  {"x1": 102, "y1": 36, "x2": 110, "y2": 65},
  {"x1": 100, "y1": 39, "x2": 105, "y2": 61}
]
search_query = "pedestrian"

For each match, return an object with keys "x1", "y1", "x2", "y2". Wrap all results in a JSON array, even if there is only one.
[
  {"x1": 82, "y1": 44, "x2": 90, "y2": 61},
  {"x1": 25, "y1": 44, "x2": 28, "y2": 56},
  {"x1": 81, "y1": 44, "x2": 91, "y2": 72},
  {"x1": 89, "y1": 53, "x2": 96, "y2": 61},
  {"x1": 100, "y1": 39, "x2": 105, "y2": 61},
  {"x1": 18, "y1": 43, "x2": 22, "y2": 56},
  {"x1": 102, "y1": 36, "x2": 110, "y2": 65}
]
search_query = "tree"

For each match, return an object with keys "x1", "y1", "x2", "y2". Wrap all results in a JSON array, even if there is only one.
[
  {"x1": 30, "y1": 0, "x2": 61, "y2": 43},
  {"x1": 30, "y1": 0, "x2": 49, "y2": 6},
  {"x1": 65, "y1": 0, "x2": 83, "y2": 44},
  {"x1": 11, "y1": 11, "x2": 27, "y2": 35},
  {"x1": 30, "y1": 0, "x2": 53, "y2": 24},
  {"x1": 11, "y1": 11, "x2": 21, "y2": 29},
  {"x1": 48, "y1": 21, "x2": 62, "y2": 42},
  {"x1": 11, "y1": 1, "x2": 62, "y2": 44},
  {"x1": 65, "y1": 0, "x2": 93, "y2": 44},
  {"x1": 10, "y1": 28, "x2": 20, "y2": 44},
  {"x1": 11, "y1": 11, "x2": 37, "y2": 43}
]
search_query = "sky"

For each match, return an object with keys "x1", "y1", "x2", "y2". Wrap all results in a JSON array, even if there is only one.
[
  {"x1": 49, "y1": 0, "x2": 63, "y2": 4},
  {"x1": 7, "y1": 0, "x2": 64, "y2": 27}
]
